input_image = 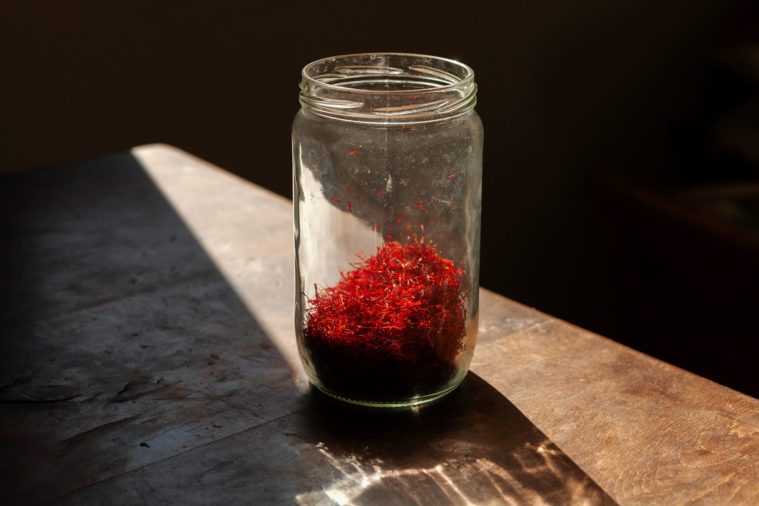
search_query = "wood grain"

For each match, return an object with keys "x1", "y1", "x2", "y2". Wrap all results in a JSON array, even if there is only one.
[
  {"x1": 1, "y1": 144, "x2": 756, "y2": 505},
  {"x1": 475, "y1": 294, "x2": 759, "y2": 504}
]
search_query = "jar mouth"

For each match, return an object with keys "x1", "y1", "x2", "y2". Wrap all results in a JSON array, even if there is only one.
[{"x1": 299, "y1": 53, "x2": 477, "y2": 123}]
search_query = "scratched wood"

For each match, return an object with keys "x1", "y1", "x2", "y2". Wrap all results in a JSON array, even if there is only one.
[{"x1": 0, "y1": 145, "x2": 755, "y2": 505}]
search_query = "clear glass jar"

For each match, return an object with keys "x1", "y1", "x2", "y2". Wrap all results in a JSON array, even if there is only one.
[{"x1": 292, "y1": 53, "x2": 483, "y2": 407}]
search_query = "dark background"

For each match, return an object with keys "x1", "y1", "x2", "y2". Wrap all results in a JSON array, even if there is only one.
[{"x1": 3, "y1": 1, "x2": 758, "y2": 396}]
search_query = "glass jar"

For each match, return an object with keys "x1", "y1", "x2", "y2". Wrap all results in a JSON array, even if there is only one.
[{"x1": 292, "y1": 53, "x2": 483, "y2": 407}]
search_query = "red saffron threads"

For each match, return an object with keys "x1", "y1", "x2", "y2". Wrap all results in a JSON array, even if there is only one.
[
  {"x1": 447, "y1": 174, "x2": 456, "y2": 178},
  {"x1": 347, "y1": 149, "x2": 358, "y2": 156},
  {"x1": 414, "y1": 204, "x2": 428, "y2": 212},
  {"x1": 376, "y1": 189, "x2": 383, "y2": 196},
  {"x1": 304, "y1": 241, "x2": 467, "y2": 398}
]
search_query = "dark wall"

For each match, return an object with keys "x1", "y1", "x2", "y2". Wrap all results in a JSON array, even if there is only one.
[{"x1": 4, "y1": 1, "x2": 757, "y2": 394}]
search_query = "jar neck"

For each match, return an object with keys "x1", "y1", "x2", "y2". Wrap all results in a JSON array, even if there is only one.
[{"x1": 299, "y1": 53, "x2": 477, "y2": 124}]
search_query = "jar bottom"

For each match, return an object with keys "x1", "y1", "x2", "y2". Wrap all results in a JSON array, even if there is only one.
[{"x1": 306, "y1": 368, "x2": 469, "y2": 408}]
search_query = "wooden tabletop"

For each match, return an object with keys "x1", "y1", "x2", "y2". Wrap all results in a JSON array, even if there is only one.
[{"x1": 1, "y1": 145, "x2": 757, "y2": 505}]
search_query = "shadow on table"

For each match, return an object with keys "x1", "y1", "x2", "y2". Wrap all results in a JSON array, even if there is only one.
[
  {"x1": 297, "y1": 373, "x2": 616, "y2": 505},
  {"x1": 0, "y1": 151, "x2": 294, "y2": 503}
]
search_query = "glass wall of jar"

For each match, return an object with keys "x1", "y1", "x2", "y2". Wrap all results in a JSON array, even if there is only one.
[{"x1": 292, "y1": 53, "x2": 483, "y2": 407}]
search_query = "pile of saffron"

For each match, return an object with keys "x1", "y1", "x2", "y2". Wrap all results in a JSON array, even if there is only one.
[{"x1": 304, "y1": 241, "x2": 466, "y2": 400}]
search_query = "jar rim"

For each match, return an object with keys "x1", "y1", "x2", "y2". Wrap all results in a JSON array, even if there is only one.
[
  {"x1": 301, "y1": 52, "x2": 475, "y2": 95},
  {"x1": 299, "y1": 53, "x2": 477, "y2": 123}
]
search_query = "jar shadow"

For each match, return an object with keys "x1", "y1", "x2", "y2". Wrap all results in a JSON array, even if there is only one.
[{"x1": 296, "y1": 372, "x2": 616, "y2": 505}]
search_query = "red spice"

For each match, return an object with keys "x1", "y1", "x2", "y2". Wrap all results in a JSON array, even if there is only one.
[{"x1": 303, "y1": 241, "x2": 466, "y2": 399}]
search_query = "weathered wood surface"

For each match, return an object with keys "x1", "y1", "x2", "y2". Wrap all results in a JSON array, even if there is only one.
[{"x1": 0, "y1": 145, "x2": 756, "y2": 505}]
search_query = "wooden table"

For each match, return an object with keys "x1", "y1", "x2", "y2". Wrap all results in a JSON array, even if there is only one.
[{"x1": 1, "y1": 145, "x2": 757, "y2": 505}]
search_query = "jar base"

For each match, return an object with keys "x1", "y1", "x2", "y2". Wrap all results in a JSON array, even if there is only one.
[{"x1": 308, "y1": 372, "x2": 467, "y2": 408}]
